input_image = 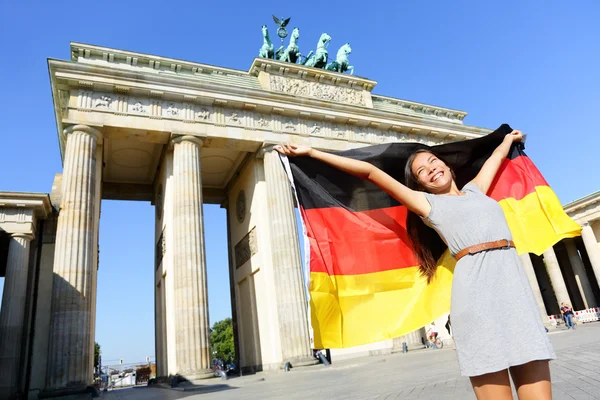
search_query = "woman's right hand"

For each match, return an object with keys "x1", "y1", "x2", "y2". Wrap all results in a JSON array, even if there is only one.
[{"x1": 275, "y1": 143, "x2": 313, "y2": 157}]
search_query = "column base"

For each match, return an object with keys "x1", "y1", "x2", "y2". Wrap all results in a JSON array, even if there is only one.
[
  {"x1": 392, "y1": 343, "x2": 426, "y2": 353},
  {"x1": 279, "y1": 356, "x2": 320, "y2": 369},
  {"x1": 152, "y1": 372, "x2": 215, "y2": 388},
  {"x1": 39, "y1": 385, "x2": 99, "y2": 399},
  {"x1": 181, "y1": 369, "x2": 215, "y2": 381}
]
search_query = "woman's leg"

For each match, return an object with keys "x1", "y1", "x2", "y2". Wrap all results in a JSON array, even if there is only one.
[
  {"x1": 509, "y1": 360, "x2": 552, "y2": 400},
  {"x1": 470, "y1": 369, "x2": 514, "y2": 400}
]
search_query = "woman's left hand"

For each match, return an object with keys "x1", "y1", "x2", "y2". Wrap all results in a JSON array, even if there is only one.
[{"x1": 507, "y1": 129, "x2": 523, "y2": 143}]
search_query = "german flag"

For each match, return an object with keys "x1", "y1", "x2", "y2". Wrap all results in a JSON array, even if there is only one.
[{"x1": 283, "y1": 124, "x2": 581, "y2": 349}]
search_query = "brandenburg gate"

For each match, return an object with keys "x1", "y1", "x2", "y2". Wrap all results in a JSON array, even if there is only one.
[{"x1": 1, "y1": 39, "x2": 600, "y2": 399}]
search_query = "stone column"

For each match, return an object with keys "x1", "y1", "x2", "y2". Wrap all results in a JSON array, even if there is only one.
[
  {"x1": 565, "y1": 239, "x2": 597, "y2": 308},
  {"x1": 519, "y1": 253, "x2": 549, "y2": 319},
  {"x1": 263, "y1": 148, "x2": 315, "y2": 366},
  {"x1": 171, "y1": 135, "x2": 212, "y2": 379},
  {"x1": 543, "y1": 247, "x2": 572, "y2": 307},
  {"x1": 581, "y1": 223, "x2": 600, "y2": 287},
  {"x1": 0, "y1": 233, "x2": 34, "y2": 398},
  {"x1": 45, "y1": 125, "x2": 101, "y2": 393}
]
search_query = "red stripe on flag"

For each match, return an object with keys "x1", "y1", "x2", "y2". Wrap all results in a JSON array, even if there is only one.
[
  {"x1": 488, "y1": 154, "x2": 549, "y2": 201},
  {"x1": 301, "y1": 205, "x2": 419, "y2": 276}
]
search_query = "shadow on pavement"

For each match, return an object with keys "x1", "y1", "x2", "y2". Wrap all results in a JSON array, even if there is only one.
[{"x1": 103, "y1": 384, "x2": 239, "y2": 398}]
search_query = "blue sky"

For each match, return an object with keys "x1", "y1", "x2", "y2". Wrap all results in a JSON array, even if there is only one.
[{"x1": 1, "y1": 1, "x2": 598, "y2": 364}]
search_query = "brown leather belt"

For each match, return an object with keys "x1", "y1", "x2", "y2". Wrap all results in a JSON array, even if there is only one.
[{"x1": 455, "y1": 239, "x2": 515, "y2": 262}]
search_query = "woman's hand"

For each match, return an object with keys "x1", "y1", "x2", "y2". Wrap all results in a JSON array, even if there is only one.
[
  {"x1": 275, "y1": 143, "x2": 313, "y2": 157},
  {"x1": 506, "y1": 129, "x2": 523, "y2": 143}
]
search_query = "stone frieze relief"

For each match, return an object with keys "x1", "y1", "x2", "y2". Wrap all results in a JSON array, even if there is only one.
[
  {"x1": 269, "y1": 75, "x2": 366, "y2": 107},
  {"x1": 75, "y1": 89, "x2": 446, "y2": 146}
]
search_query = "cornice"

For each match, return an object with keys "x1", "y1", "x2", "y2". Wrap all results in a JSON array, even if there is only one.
[
  {"x1": 64, "y1": 43, "x2": 466, "y2": 124},
  {"x1": 564, "y1": 190, "x2": 600, "y2": 215},
  {"x1": 372, "y1": 95, "x2": 467, "y2": 122},
  {"x1": 48, "y1": 59, "x2": 488, "y2": 139},
  {"x1": 249, "y1": 58, "x2": 377, "y2": 91},
  {"x1": 70, "y1": 42, "x2": 248, "y2": 78},
  {"x1": 0, "y1": 192, "x2": 52, "y2": 218}
]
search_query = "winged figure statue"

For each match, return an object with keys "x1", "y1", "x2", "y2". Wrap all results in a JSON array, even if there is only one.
[{"x1": 272, "y1": 15, "x2": 291, "y2": 40}]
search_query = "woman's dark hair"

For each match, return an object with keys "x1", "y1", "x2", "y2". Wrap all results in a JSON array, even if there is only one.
[{"x1": 404, "y1": 149, "x2": 454, "y2": 283}]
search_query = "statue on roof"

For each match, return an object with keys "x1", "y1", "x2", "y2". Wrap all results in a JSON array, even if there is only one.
[
  {"x1": 272, "y1": 15, "x2": 291, "y2": 41},
  {"x1": 326, "y1": 43, "x2": 354, "y2": 75},
  {"x1": 257, "y1": 16, "x2": 355, "y2": 74},
  {"x1": 303, "y1": 33, "x2": 331, "y2": 69},
  {"x1": 276, "y1": 27, "x2": 301, "y2": 63},
  {"x1": 258, "y1": 25, "x2": 274, "y2": 59}
]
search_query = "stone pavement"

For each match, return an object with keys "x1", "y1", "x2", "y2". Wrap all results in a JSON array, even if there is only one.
[{"x1": 102, "y1": 322, "x2": 600, "y2": 400}]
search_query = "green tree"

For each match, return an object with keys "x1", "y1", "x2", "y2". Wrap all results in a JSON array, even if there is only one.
[
  {"x1": 210, "y1": 318, "x2": 235, "y2": 362},
  {"x1": 94, "y1": 342, "x2": 101, "y2": 367}
]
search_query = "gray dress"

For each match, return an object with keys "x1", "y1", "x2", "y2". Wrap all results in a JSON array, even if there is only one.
[{"x1": 424, "y1": 182, "x2": 555, "y2": 377}]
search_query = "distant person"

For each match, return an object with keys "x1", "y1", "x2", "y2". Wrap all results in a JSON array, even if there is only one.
[
  {"x1": 445, "y1": 315, "x2": 456, "y2": 347},
  {"x1": 426, "y1": 322, "x2": 439, "y2": 349},
  {"x1": 445, "y1": 315, "x2": 452, "y2": 336},
  {"x1": 560, "y1": 302, "x2": 575, "y2": 330}
]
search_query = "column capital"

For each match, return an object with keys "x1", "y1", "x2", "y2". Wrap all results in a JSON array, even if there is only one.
[
  {"x1": 10, "y1": 232, "x2": 34, "y2": 241},
  {"x1": 63, "y1": 125, "x2": 102, "y2": 141},
  {"x1": 170, "y1": 135, "x2": 203, "y2": 148},
  {"x1": 256, "y1": 143, "x2": 279, "y2": 159}
]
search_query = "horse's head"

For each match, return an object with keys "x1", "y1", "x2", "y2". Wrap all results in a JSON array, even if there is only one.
[
  {"x1": 341, "y1": 43, "x2": 352, "y2": 55},
  {"x1": 262, "y1": 25, "x2": 268, "y2": 36},
  {"x1": 319, "y1": 33, "x2": 332, "y2": 46},
  {"x1": 291, "y1": 27, "x2": 300, "y2": 40}
]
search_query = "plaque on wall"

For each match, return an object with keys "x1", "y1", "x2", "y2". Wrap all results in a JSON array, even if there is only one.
[
  {"x1": 234, "y1": 227, "x2": 257, "y2": 269},
  {"x1": 236, "y1": 190, "x2": 246, "y2": 223}
]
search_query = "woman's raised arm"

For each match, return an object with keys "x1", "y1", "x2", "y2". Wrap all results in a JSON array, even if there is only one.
[
  {"x1": 276, "y1": 144, "x2": 431, "y2": 217},
  {"x1": 470, "y1": 130, "x2": 523, "y2": 193}
]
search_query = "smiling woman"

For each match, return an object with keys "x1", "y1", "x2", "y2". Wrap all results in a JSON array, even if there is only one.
[
  {"x1": 277, "y1": 127, "x2": 556, "y2": 400},
  {"x1": 409, "y1": 151, "x2": 456, "y2": 191}
]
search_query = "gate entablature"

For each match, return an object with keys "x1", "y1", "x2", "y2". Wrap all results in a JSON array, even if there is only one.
[{"x1": 51, "y1": 43, "x2": 485, "y2": 164}]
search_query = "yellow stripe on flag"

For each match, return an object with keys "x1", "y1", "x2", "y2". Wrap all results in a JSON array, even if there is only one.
[
  {"x1": 498, "y1": 186, "x2": 581, "y2": 255},
  {"x1": 310, "y1": 251, "x2": 455, "y2": 349}
]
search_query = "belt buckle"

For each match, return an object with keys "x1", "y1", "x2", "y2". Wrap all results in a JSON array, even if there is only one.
[{"x1": 503, "y1": 239, "x2": 511, "y2": 250}]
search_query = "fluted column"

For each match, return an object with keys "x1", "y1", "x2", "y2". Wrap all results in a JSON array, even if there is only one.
[
  {"x1": 45, "y1": 125, "x2": 101, "y2": 392},
  {"x1": 263, "y1": 148, "x2": 314, "y2": 366},
  {"x1": 0, "y1": 233, "x2": 34, "y2": 398},
  {"x1": 581, "y1": 223, "x2": 600, "y2": 287},
  {"x1": 171, "y1": 135, "x2": 212, "y2": 379},
  {"x1": 565, "y1": 239, "x2": 597, "y2": 308},
  {"x1": 543, "y1": 247, "x2": 571, "y2": 307},
  {"x1": 519, "y1": 253, "x2": 549, "y2": 319}
]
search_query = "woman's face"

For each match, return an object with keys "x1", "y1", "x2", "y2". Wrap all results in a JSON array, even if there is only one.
[{"x1": 410, "y1": 152, "x2": 454, "y2": 193}]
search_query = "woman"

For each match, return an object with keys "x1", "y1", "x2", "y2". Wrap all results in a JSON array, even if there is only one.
[{"x1": 276, "y1": 130, "x2": 555, "y2": 400}]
